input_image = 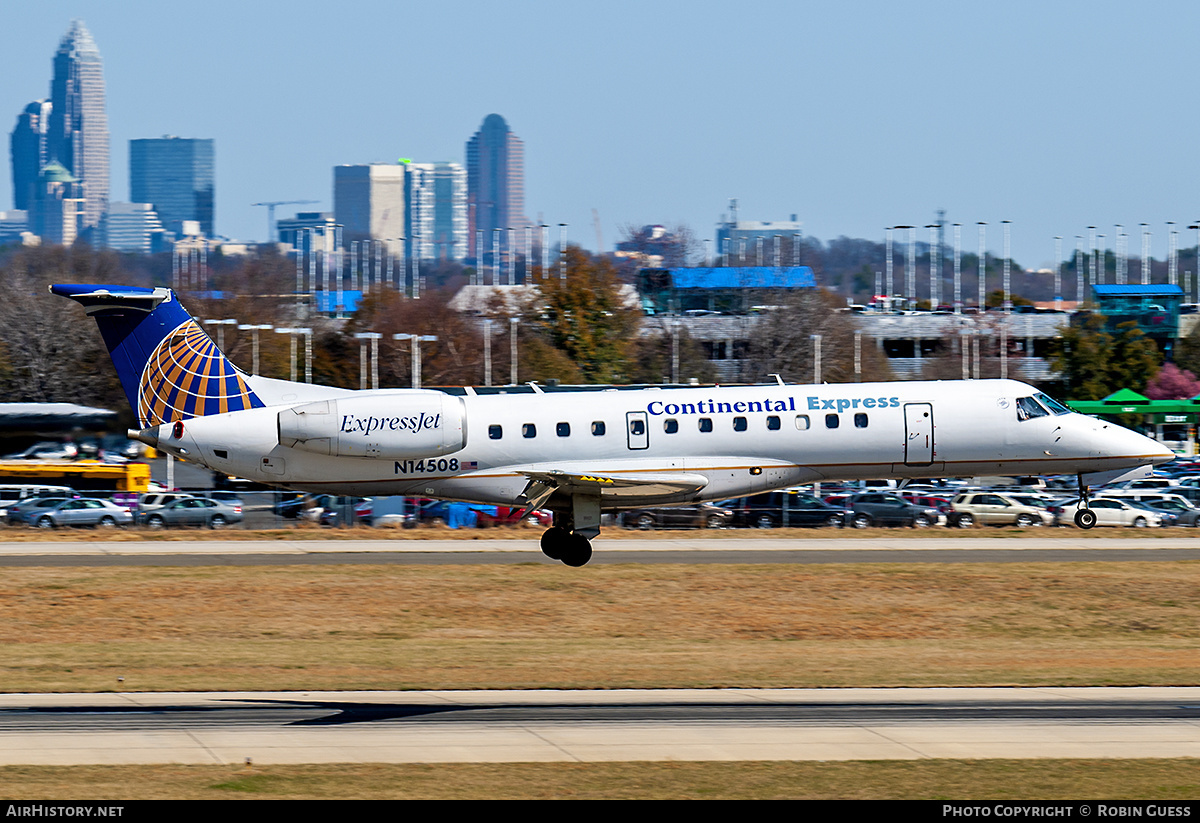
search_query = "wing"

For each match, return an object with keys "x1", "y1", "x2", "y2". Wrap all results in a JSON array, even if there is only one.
[{"x1": 514, "y1": 469, "x2": 710, "y2": 514}]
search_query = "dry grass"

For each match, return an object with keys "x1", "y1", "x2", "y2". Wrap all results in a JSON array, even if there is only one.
[
  {"x1": 0, "y1": 522, "x2": 1195, "y2": 541},
  {"x1": 0, "y1": 760, "x2": 1197, "y2": 799},
  {"x1": 0, "y1": 561, "x2": 1196, "y2": 692}
]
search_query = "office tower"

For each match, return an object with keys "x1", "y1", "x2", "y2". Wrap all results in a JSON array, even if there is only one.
[
  {"x1": 30, "y1": 161, "x2": 84, "y2": 246},
  {"x1": 430, "y1": 161, "x2": 467, "y2": 261},
  {"x1": 46, "y1": 20, "x2": 109, "y2": 231},
  {"x1": 333, "y1": 164, "x2": 406, "y2": 246},
  {"x1": 130, "y1": 136, "x2": 215, "y2": 236},
  {"x1": 101, "y1": 202, "x2": 165, "y2": 253},
  {"x1": 403, "y1": 161, "x2": 467, "y2": 262},
  {"x1": 10, "y1": 100, "x2": 51, "y2": 210},
  {"x1": 466, "y1": 114, "x2": 528, "y2": 261}
]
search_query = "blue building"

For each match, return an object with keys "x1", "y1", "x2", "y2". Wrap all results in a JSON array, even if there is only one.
[{"x1": 130, "y1": 136, "x2": 214, "y2": 236}]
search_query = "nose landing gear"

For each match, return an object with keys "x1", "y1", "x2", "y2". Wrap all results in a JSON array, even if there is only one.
[{"x1": 1074, "y1": 472, "x2": 1096, "y2": 529}]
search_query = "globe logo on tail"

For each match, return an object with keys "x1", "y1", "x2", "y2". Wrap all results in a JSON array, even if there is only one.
[{"x1": 137, "y1": 320, "x2": 260, "y2": 427}]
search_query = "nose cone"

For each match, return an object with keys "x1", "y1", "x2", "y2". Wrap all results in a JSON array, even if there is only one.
[{"x1": 1121, "y1": 427, "x2": 1175, "y2": 466}]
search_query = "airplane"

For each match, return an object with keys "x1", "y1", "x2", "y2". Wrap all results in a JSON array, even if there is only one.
[{"x1": 53, "y1": 283, "x2": 1174, "y2": 566}]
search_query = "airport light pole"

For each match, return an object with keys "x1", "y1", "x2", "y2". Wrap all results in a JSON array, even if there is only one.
[
  {"x1": 354, "y1": 332, "x2": 381, "y2": 390},
  {"x1": 203, "y1": 318, "x2": 236, "y2": 351},
  {"x1": 509, "y1": 317, "x2": 519, "y2": 385},
  {"x1": 394, "y1": 334, "x2": 438, "y2": 389},
  {"x1": 1001, "y1": 220, "x2": 1012, "y2": 313},
  {"x1": 893, "y1": 226, "x2": 914, "y2": 308},
  {"x1": 237, "y1": 324, "x2": 273, "y2": 374},
  {"x1": 483, "y1": 319, "x2": 493, "y2": 387},
  {"x1": 926, "y1": 224, "x2": 940, "y2": 308},
  {"x1": 953, "y1": 223, "x2": 962, "y2": 314},
  {"x1": 275, "y1": 327, "x2": 312, "y2": 383},
  {"x1": 977, "y1": 222, "x2": 987, "y2": 311},
  {"x1": 811, "y1": 334, "x2": 822, "y2": 383}
]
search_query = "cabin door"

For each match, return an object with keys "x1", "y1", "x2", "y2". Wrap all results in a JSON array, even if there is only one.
[
  {"x1": 903, "y1": 403, "x2": 934, "y2": 466},
  {"x1": 626, "y1": 411, "x2": 650, "y2": 450}
]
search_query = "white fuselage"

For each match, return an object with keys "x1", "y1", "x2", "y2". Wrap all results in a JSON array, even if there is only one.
[{"x1": 144, "y1": 378, "x2": 1171, "y2": 509}]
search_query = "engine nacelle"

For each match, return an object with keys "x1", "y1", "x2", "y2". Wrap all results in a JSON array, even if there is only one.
[{"x1": 278, "y1": 391, "x2": 466, "y2": 459}]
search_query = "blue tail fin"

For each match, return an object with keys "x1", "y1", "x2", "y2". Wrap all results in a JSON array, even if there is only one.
[{"x1": 51, "y1": 284, "x2": 264, "y2": 427}]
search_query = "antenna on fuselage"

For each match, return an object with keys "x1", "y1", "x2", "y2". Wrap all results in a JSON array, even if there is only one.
[{"x1": 767, "y1": 373, "x2": 786, "y2": 386}]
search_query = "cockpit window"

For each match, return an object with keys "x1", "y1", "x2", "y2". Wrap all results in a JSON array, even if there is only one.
[
  {"x1": 1015, "y1": 396, "x2": 1050, "y2": 421},
  {"x1": 1034, "y1": 392, "x2": 1071, "y2": 415}
]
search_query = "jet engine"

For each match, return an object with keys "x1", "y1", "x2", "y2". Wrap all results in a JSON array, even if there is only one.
[{"x1": 278, "y1": 391, "x2": 466, "y2": 459}]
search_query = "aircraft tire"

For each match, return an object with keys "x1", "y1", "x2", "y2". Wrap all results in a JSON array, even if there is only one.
[
  {"x1": 560, "y1": 532, "x2": 592, "y2": 567},
  {"x1": 1074, "y1": 509, "x2": 1097, "y2": 529},
  {"x1": 540, "y1": 526, "x2": 570, "y2": 560}
]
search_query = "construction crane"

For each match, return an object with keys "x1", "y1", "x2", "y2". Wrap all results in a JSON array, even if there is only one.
[{"x1": 252, "y1": 200, "x2": 319, "y2": 242}]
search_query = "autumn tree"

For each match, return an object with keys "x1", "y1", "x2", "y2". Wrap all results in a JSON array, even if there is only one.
[
  {"x1": 1048, "y1": 313, "x2": 1162, "y2": 400},
  {"x1": 521, "y1": 246, "x2": 640, "y2": 384},
  {"x1": 740, "y1": 288, "x2": 892, "y2": 384}
]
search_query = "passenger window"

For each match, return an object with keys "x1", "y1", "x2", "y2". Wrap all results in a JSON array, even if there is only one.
[
  {"x1": 733, "y1": 416, "x2": 748, "y2": 432},
  {"x1": 630, "y1": 419, "x2": 645, "y2": 436},
  {"x1": 795, "y1": 415, "x2": 810, "y2": 431},
  {"x1": 556, "y1": 422, "x2": 570, "y2": 437},
  {"x1": 488, "y1": 424, "x2": 503, "y2": 440},
  {"x1": 825, "y1": 414, "x2": 840, "y2": 429},
  {"x1": 664, "y1": 418, "x2": 679, "y2": 434},
  {"x1": 699, "y1": 418, "x2": 713, "y2": 433},
  {"x1": 591, "y1": 421, "x2": 606, "y2": 436},
  {"x1": 522, "y1": 423, "x2": 537, "y2": 438},
  {"x1": 766, "y1": 415, "x2": 781, "y2": 430},
  {"x1": 854, "y1": 413, "x2": 868, "y2": 428}
]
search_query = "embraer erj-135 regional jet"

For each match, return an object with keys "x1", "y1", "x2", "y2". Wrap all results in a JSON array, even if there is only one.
[{"x1": 54, "y1": 284, "x2": 1173, "y2": 566}]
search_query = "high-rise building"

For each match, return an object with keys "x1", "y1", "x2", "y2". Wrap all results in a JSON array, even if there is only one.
[
  {"x1": 130, "y1": 136, "x2": 214, "y2": 237},
  {"x1": 30, "y1": 161, "x2": 84, "y2": 246},
  {"x1": 46, "y1": 20, "x2": 109, "y2": 232},
  {"x1": 404, "y1": 161, "x2": 467, "y2": 262},
  {"x1": 466, "y1": 114, "x2": 528, "y2": 261},
  {"x1": 333, "y1": 164, "x2": 406, "y2": 246},
  {"x1": 10, "y1": 100, "x2": 51, "y2": 210},
  {"x1": 100, "y1": 202, "x2": 165, "y2": 253}
]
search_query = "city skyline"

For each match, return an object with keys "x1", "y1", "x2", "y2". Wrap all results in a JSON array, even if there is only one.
[{"x1": 4, "y1": 2, "x2": 1200, "y2": 269}]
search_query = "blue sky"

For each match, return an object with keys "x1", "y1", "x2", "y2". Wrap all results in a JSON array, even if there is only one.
[{"x1": 4, "y1": 0, "x2": 1200, "y2": 270}]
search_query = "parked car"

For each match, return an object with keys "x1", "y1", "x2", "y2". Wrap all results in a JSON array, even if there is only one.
[
  {"x1": 1094, "y1": 492, "x2": 1199, "y2": 527},
  {"x1": 138, "y1": 497, "x2": 243, "y2": 529},
  {"x1": 9, "y1": 497, "x2": 132, "y2": 529},
  {"x1": 1, "y1": 441, "x2": 78, "y2": 460},
  {"x1": 844, "y1": 492, "x2": 939, "y2": 528},
  {"x1": 5, "y1": 496, "x2": 78, "y2": 526},
  {"x1": 948, "y1": 492, "x2": 1051, "y2": 528},
  {"x1": 0, "y1": 484, "x2": 76, "y2": 518},
  {"x1": 723, "y1": 490, "x2": 848, "y2": 529},
  {"x1": 138, "y1": 492, "x2": 196, "y2": 513},
  {"x1": 1048, "y1": 497, "x2": 1163, "y2": 528},
  {"x1": 620, "y1": 502, "x2": 733, "y2": 530}
]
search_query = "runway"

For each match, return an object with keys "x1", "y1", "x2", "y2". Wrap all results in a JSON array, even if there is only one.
[
  {"x1": 1, "y1": 536, "x2": 1200, "y2": 566},
  {"x1": 1, "y1": 688, "x2": 1198, "y2": 764}
]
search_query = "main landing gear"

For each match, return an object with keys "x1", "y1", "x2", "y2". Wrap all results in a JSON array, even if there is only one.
[
  {"x1": 1074, "y1": 472, "x2": 1096, "y2": 529},
  {"x1": 540, "y1": 526, "x2": 593, "y2": 567}
]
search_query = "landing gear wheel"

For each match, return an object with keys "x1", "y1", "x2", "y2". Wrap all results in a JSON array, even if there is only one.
[
  {"x1": 1074, "y1": 508, "x2": 1097, "y2": 529},
  {"x1": 560, "y1": 532, "x2": 593, "y2": 567},
  {"x1": 540, "y1": 526, "x2": 570, "y2": 560}
]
